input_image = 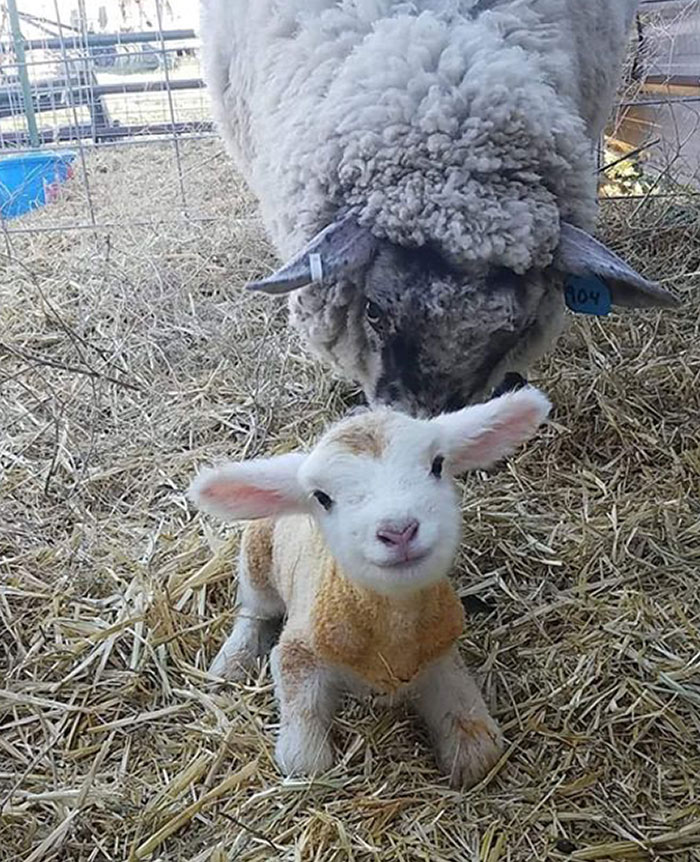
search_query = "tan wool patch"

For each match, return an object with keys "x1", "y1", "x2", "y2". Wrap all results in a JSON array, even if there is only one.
[
  {"x1": 276, "y1": 636, "x2": 319, "y2": 700},
  {"x1": 312, "y1": 565, "x2": 464, "y2": 694},
  {"x1": 326, "y1": 413, "x2": 389, "y2": 458},
  {"x1": 241, "y1": 519, "x2": 275, "y2": 590}
]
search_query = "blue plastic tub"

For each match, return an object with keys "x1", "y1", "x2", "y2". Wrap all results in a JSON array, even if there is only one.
[{"x1": 0, "y1": 150, "x2": 76, "y2": 219}]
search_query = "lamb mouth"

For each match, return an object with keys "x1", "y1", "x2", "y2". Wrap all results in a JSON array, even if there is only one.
[
  {"x1": 378, "y1": 549, "x2": 430, "y2": 569},
  {"x1": 491, "y1": 372, "x2": 528, "y2": 398}
]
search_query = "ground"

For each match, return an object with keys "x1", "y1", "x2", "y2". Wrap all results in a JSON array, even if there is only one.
[{"x1": 1, "y1": 139, "x2": 700, "y2": 862}]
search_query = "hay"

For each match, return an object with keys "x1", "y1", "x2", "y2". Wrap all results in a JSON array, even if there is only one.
[{"x1": 1, "y1": 138, "x2": 700, "y2": 862}]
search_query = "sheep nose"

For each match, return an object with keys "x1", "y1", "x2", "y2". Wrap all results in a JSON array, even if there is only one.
[{"x1": 376, "y1": 519, "x2": 419, "y2": 549}]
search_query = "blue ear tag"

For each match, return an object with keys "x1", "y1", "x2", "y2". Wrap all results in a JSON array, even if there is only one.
[{"x1": 564, "y1": 275, "x2": 612, "y2": 316}]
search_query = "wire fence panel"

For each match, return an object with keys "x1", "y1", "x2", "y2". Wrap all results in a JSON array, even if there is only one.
[
  {"x1": 0, "y1": 0, "x2": 698, "y2": 236},
  {"x1": 0, "y1": 0, "x2": 222, "y2": 235},
  {"x1": 606, "y1": 0, "x2": 700, "y2": 198}
]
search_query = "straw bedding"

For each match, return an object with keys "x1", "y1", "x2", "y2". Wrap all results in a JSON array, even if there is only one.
[{"x1": 1, "y1": 139, "x2": 699, "y2": 861}]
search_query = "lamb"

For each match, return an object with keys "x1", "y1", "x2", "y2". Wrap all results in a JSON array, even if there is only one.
[
  {"x1": 199, "y1": 0, "x2": 678, "y2": 416},
  {"x1": 188, "y1": 386, "x2": 551, "y2": 786}
]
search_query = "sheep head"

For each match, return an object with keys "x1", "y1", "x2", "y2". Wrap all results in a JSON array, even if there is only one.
[{"x1": 247, "y1": 217, "x2": 679, "y2": 416}]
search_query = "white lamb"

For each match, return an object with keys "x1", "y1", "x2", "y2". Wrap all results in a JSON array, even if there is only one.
[
  {"x1": 188, "y1": 387, "x2": 551, "y2": 787},
  {"x1": 199, "y1": 0, "x2": 678, "y2": 416}
]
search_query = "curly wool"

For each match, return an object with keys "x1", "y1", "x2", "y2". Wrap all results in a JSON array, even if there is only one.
[
  {"x1": 318, "y1": 12, "x2": 596, "y2": 272},
  {"x1": 229, "y1": 2, "x2": 599, "y2": 273}
]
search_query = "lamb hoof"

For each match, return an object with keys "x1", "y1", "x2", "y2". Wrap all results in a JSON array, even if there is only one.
[
  {"x1": 208, "y1": 648, "x2": 255, "y2": 682},
  {"x1": 275, "y1": 726, "x2": 334, "y2": 777},
  {"x1": 436, "y1": 715, "x2": 504, "y2": 789}
]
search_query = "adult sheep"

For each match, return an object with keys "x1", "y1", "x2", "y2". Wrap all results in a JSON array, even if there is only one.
[{"x1": 200, "y1": 0, "x2": 678, "y2": 416}]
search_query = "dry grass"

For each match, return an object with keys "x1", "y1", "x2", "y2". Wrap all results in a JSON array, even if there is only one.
[{"x1": 1, "y1": 138, "x2": 700, "y2": 862}]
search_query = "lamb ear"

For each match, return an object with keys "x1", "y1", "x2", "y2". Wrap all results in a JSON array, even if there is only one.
[
  {"x1": 433, "y1": 387, "x2": 551, "y2": 474},
  {"x1": 556, "y1": 222, "x2": 679, "y2": 309},
  {"x1": 246, "y1": 214, "x2": 378, "y2": 295},
  {"x1": 187, "y1": 453, "x2": 309, "y2": 521}
]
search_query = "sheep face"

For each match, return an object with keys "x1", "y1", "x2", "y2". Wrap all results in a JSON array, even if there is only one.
[
  {"x1": 188, "y1": 388, "x2": 551, "y2": 596},
  {"x1": 358, "y1": 245, "x2": 564, "y2": 416},
  {"x1": 250, "y1": 220, "x2": 678, "y2": 418},
  {"x1": 287, "y1": 246, "x2": 564, "y2": 417}
]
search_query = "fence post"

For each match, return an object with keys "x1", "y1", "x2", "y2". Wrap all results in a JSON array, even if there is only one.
[{"x1": 7, "y1": 0, "x2": 40, "y2": 148}]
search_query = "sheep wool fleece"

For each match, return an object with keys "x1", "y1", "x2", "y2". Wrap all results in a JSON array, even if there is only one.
[{"x1": 201, "y1": 0, "x2": 638, "y2": 273}]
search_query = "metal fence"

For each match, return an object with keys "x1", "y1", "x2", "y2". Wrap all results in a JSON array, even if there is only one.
[
  {"x1": 608, "y1": 0, "x2": 700, "y2": 199},
  {"x1": 0, "y1": 0, "x2": 698, "y2": 238},
  {"x1": 0, "y1": 0, "x2": 216, "y2": 236}
]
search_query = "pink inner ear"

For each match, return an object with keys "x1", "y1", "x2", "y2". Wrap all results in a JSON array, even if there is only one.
[
  {"x1": 462, "y1": 405, "x2": 542, "y2": 463},
  {"x1": 200, "y1": 481, "x2": 285, "y2": 510},
  {"x1": 460, "y1": 429, "x2": 502, "y2": 464}
]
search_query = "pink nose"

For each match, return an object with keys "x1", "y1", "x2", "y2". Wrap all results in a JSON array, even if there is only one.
[{"x1": 376, "y1": 519, "x2": 419, "y2": 549}]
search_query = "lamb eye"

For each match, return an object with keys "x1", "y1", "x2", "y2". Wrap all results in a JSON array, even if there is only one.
[
  {"x1": 313, "y1": 490, "x2": 333, "y2": 511},
  {"x1": 431, "y1": 455, "x2": 444, "y2": 478},
  {"x1": 365, "y1": 299, "x2": 384, "y2": 329}
]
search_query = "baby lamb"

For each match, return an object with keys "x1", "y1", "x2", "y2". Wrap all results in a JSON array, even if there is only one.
[{"x1": 188, "y1": 387, "x2": 550, "y2": 787}]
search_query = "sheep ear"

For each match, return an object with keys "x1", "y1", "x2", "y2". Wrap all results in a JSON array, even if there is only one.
[
  {"x1": 433, "y1": 387, "x2": 551, "y2": 474},
  {"x1": 246, "y1": 214, "x2": 378, "y2": 295},
  {"x1": 556, "y1": 222, "x2": 679, "y2": 309},
  {"x1": 188, "y1": 453, "x2": 309, "y2": 521}
]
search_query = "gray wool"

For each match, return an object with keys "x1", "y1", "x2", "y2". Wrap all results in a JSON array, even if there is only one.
[{"x1": 201, "y1": 0, "x2": 637, "y2": 267}]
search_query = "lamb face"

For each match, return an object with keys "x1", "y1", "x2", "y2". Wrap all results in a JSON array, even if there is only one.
[
  {"x1": 298, "y1": 409, "x2": 463, "y2": 595},
  {"x1": 188, "y1": 388, "x2": 552, "y2": 597}
]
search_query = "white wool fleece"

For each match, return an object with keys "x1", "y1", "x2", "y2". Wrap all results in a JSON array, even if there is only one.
[{"x1": 200, "y1": 0, "x2": 639, "y2": 272}]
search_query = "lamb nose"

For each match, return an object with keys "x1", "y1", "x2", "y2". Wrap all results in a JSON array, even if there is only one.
[{"x1": 377, "y1": 520, "x2": 419, "y2": 548}]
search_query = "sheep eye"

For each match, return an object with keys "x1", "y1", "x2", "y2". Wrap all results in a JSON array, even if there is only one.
[
  {"x1": 313, "y1": 490, "x2": 333, "y2": 511},
  {"x1": 365, "y1": 299, "x2": 384, "y2": 329},
  {"x1": 431, "y1": 455, "x2": 444, "y2": 478}
]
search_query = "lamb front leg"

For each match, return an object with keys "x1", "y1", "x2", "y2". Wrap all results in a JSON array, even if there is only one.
[
  {"x1": 412, "y1": 647, "x2": 503, "y2": 789},
  {"x1": 270, "y1": 634, "x2": 339, "y2": 776}
]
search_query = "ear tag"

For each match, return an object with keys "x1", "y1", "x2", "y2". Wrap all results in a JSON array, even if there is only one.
[
  {"x1": 564, "y1": 275, "x2": 611, "y2": 316},
  {"x1": 308, "y1": 253, "x2": 324, "y2": 284}
]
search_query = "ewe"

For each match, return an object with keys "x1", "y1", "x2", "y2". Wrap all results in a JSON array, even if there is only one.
[{"x1": 200, "y1": 0, "x2": 677, "y2": 415}]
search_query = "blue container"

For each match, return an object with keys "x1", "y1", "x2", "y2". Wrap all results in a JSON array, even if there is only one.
[{"x1": 0, "y1": 150, "x2": 76, "y2": 219}]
